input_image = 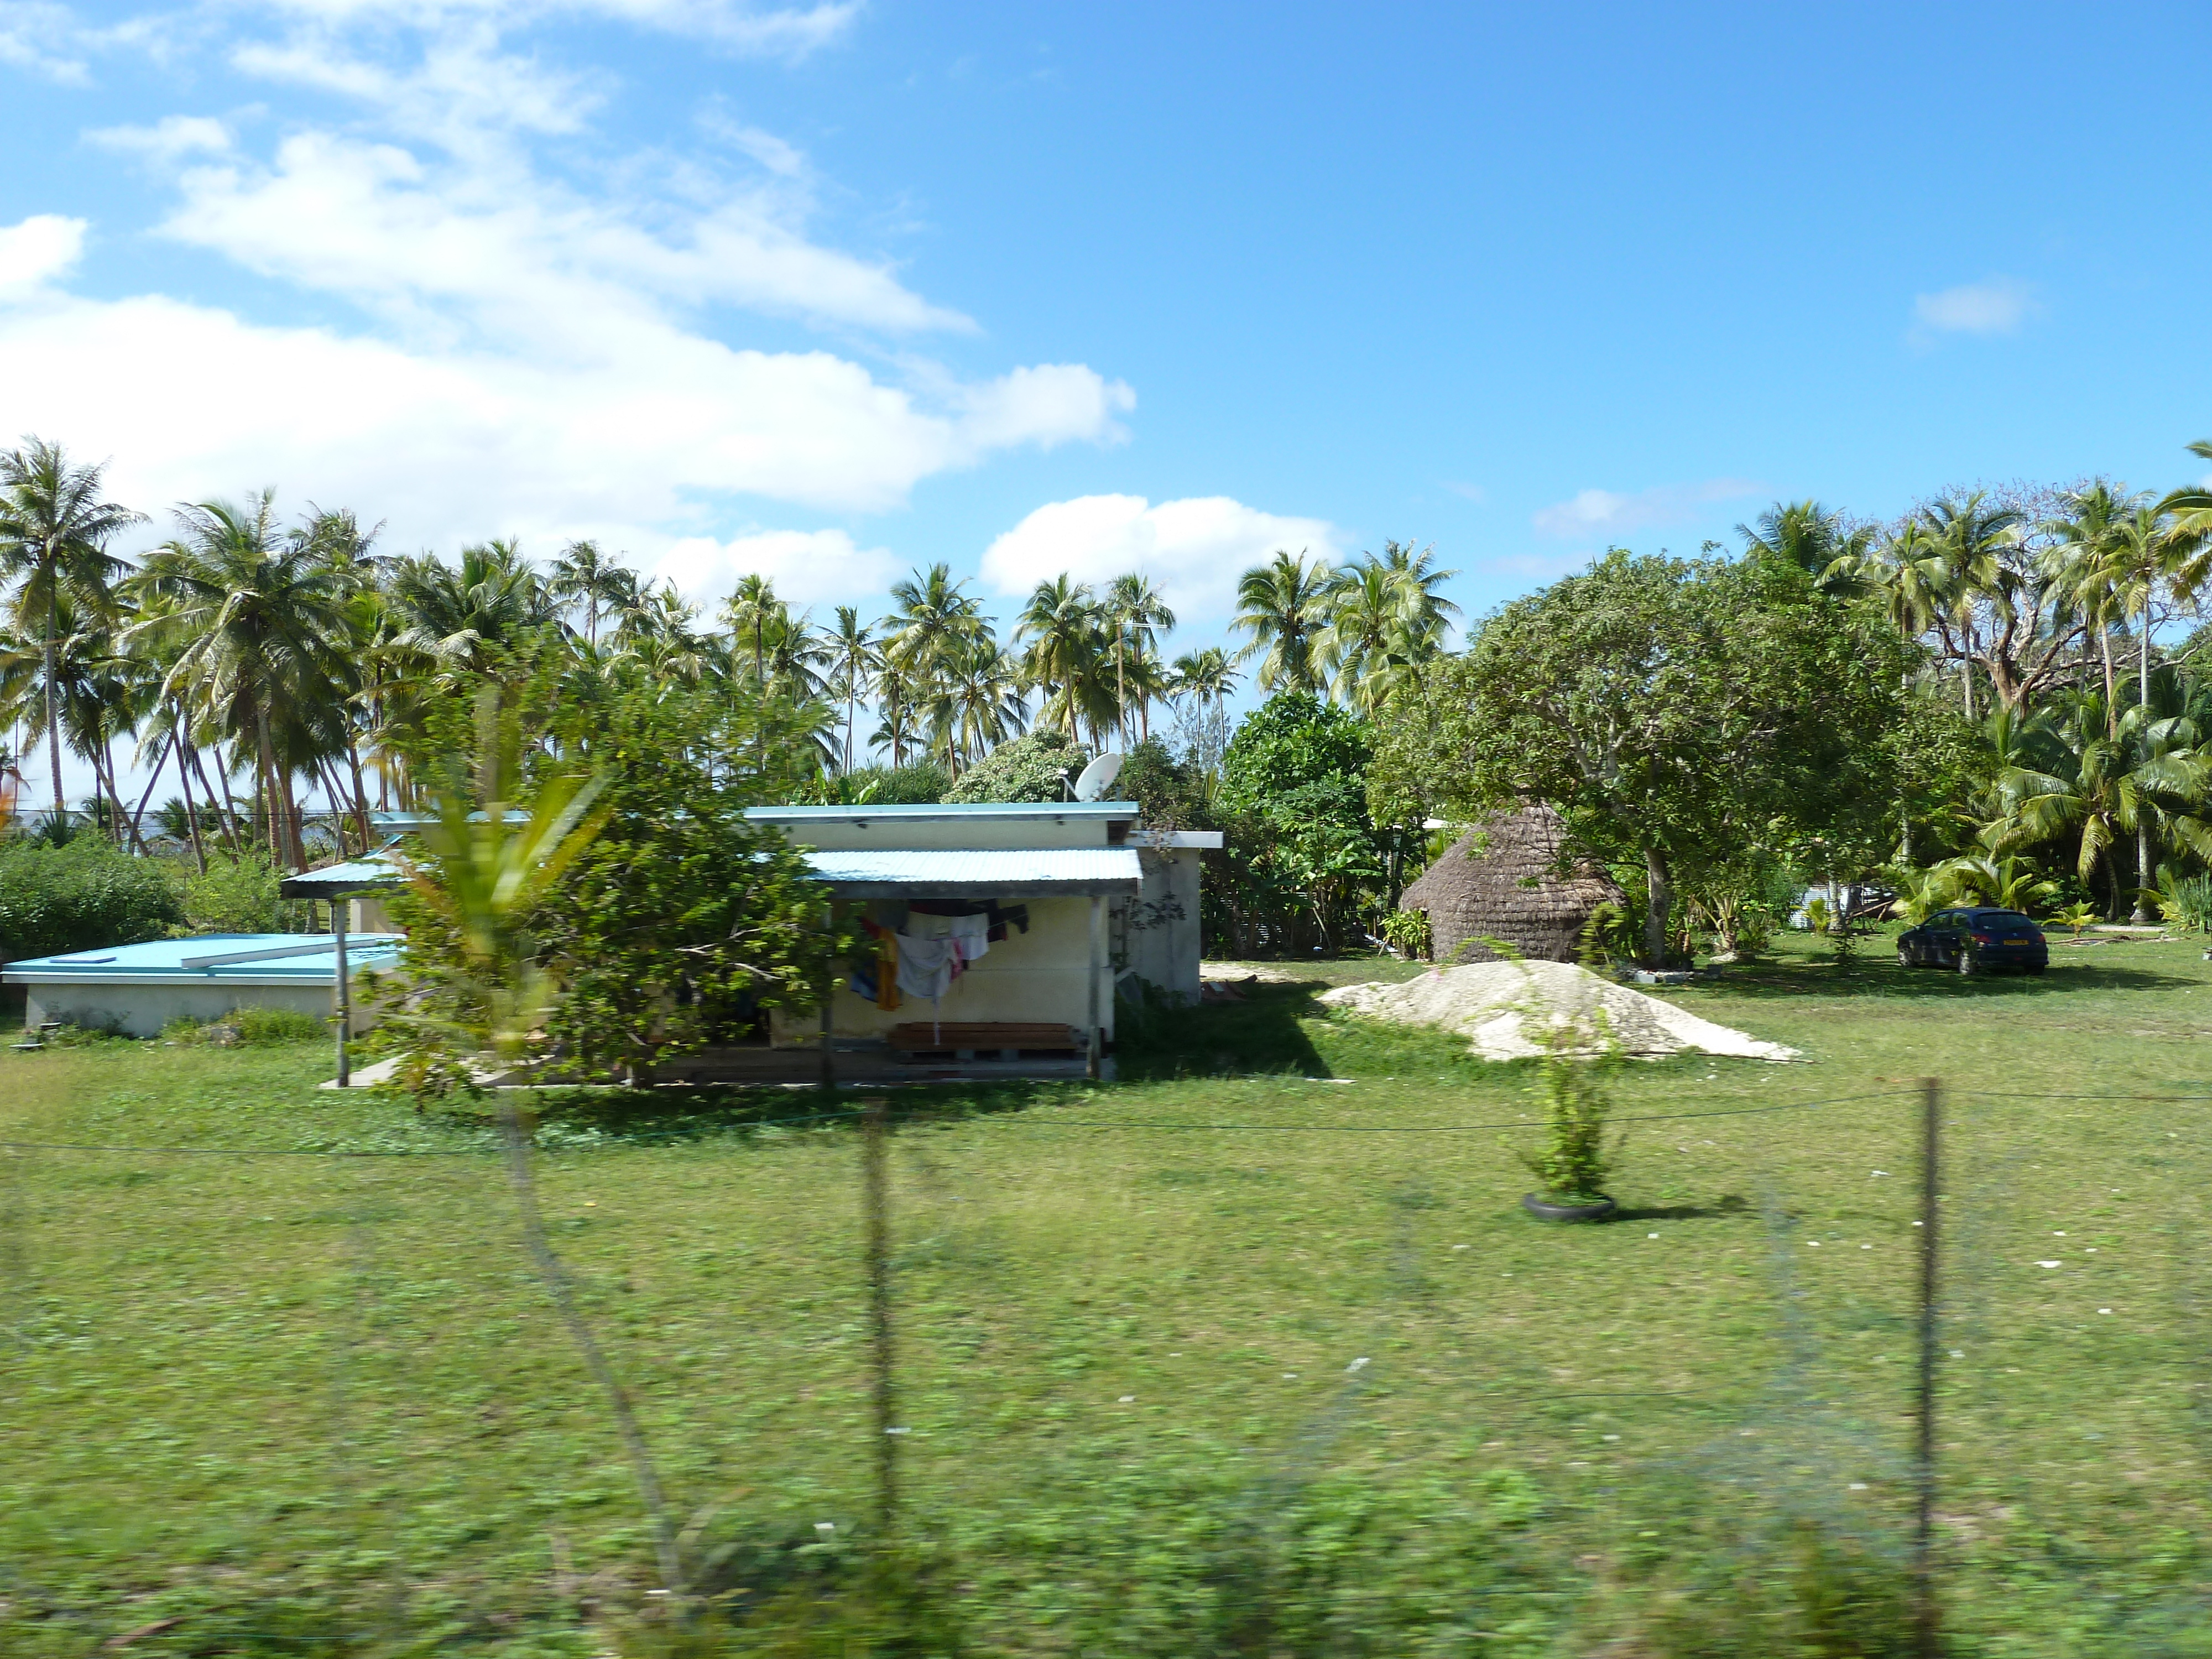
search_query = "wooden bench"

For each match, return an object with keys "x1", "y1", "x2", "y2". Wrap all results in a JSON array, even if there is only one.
[{"x1": 887, "y1": 1021, "x2": 1084, "y2": 1062}]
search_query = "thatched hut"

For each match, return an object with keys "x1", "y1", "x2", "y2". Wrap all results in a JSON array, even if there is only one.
[{"x1": 1399, "y1": 806, "x2": 1624, "y2": 964}]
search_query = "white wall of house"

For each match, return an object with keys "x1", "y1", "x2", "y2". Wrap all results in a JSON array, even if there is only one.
[
  {"x1": 769, "y1": 893, "x2": 1110, "y2": 1046},
  {"x1": 22, "y1": 980, "x2": 372, "y2": 1038}
]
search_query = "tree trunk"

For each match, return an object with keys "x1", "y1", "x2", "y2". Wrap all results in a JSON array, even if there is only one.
[
  {"x1": 176, "y1": 709, "x2": 209, "y2": 875},
  {"x1": 255, "y1": 712, "x2": 285, "y2": 868},
  {"x1": 1643, "y1": 845, "x2": 1673, "y2": 967},
  {"x1": 127, "y1": 733, "x2": 171, "y2": 854},
  {"x1": 281, "y1": 763, "x2": 306, "y2": 870},
  {"x1": 205, "y1": 743, "x2": 242, "y2": 855},
  {"x1": 1960, "y1": 658, "x2": 1974, "y2": 721},
  {"x1": 103, "y1": 729, "x2": 127, "y2": 844},
  {"x1": 345, "y1": 740, "x2": 374, "y2": 856},
  {"x1": 44, "y1": 575, "x2": 65, "y2": 823}
]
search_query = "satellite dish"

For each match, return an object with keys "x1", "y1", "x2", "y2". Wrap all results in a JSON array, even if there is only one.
[{"x1": 1073, "y1": 752, "x2": 1125, "y2": 801}]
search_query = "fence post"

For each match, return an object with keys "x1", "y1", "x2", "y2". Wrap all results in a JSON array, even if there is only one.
[
  {"x1": 1914, "y1": 1076, "x2": 1942, "y2": 1657},
  {"x1": 862, "y1": 1097, "x2": 899, "y2": 1535}
]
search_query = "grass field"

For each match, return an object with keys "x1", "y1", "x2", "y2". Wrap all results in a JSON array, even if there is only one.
[{"x1": 3, "y1": 927, "x2": 2210, "y2": 1656}]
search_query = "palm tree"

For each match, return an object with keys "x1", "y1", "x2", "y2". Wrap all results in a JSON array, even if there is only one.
[
  {"x1": 721, "y1": 572, "x2": 781, "y2": 690},
  {"x1": 870, "y1": 659, "x2": 920, "y2": 767},
  {"x1": 1015, "y1": 575, "x2": 1107, "y2": 740},
  {"x1": 930, "y1": 636, "x2": 1028, "y2": 772},
  {"x1": 2041, "y1": 482, "x2": 2143, "y2": 727},
  {"x1": 385, "y1": 539, "x2": 557, "y2": 681},
  {"x1": 1231, "y1": 549, "x2": 1333, "y2": 695},
  {"x1": 826, "y1": 606, "x2": 877, "y2": 773},
  {"x1": 1104, "y1": 573, "x2": 1176, "y2": 745},
  {"x1": 759, "y1": 606, "x2": 831, "y2": 704},
  {"x1": 130, "y1": 491, "x2": 352, "y2": 870},
  {"x1": 1737, "y1": 500, "x2": 1872, "y2": 596},
  {"x1": 0, "y1": 439, "x2": 144, "y2": 820},
  {"x1": 881, "y1": 563, "x2": 984, "y2": 692},
  {"x1": 549, "y1": 540, "x2": 632, "y2": 648},
  {"x1": 1373, "y1": 538, "x2": 1460, "y2": 652},
  {"x1": 1985, "y1": 687, "x2": 2212, "y2": 920}
]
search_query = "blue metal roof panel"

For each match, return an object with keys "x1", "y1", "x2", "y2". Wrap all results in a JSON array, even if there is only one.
[
  {"x1": 748, "y1": 801, "x2": 1140, "y2": 825},
  {"x1": 3, "y1": 933, "x2": 405, "y2": 983},
  {"x1": 801, "y1": 848, "x2": 1142, "y2": 893}
]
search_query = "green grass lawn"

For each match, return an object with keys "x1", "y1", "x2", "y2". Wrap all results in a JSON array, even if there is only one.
[{"x1": 3, "y1": 928, "x2": 2210, "y2": 1656}]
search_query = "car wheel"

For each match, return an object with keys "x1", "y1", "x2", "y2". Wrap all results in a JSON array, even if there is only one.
[
  {"x1": 1897, "y1": 945, "x2": 1913, "y2": 968},
  {"x1": 1957, "y1": 948, "x2": 1980, "y2": 977},
  {"x1": 2027, "y1": 962, "x2": 2047, "y2": 976}
]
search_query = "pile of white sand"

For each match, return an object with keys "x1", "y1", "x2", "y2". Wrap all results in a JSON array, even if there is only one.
[{"x1": 1318, "y1": 959, "x2": 1798, "y2": 1062}]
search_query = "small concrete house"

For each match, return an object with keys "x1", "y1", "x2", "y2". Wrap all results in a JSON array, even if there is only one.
[
  {"x1": 4, "y1": 933, "x2": 404, "y2": 1038},
  {"x1": 745, "y1": 800, "x2": 1214, "y2": 1067}
]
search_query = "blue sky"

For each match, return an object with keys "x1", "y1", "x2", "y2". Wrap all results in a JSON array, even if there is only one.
[{"x1": 6, "y1": 1, "x2": 2212, "y2": 796}]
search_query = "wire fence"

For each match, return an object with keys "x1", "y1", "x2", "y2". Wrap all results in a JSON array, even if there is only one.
[{"x1": 0, "y1": 1081, "x2": 2206, "y2": 1657}]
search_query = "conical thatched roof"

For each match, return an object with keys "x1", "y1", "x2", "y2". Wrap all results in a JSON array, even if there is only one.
[{"x1": 1399, "y1": 805, "x2": 1625, "y2": 964}]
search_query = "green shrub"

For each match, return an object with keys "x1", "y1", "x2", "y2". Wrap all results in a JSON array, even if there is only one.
[
  {"x1": 0, "y1": 838, "x2": 185, "y2": 961},
  {"x1": 180, "y1": 850, "x2": 313, "y2": 935},
  {"x1": 161, "y1": 1005, "x2": 329, "y2": 1045},
  {"x1": 1517, "y1": 1017, "x2": 1620, "y2": 1203},
  {"x1": 945, "y1": 729, "x2": 1086, "y2": 803},
  {"x1": 838, "y1": 760, "x2": 949, "y2": 804},
  {"x1": 1378, "y1": 907, "x2": 1431, "y2": 958}
]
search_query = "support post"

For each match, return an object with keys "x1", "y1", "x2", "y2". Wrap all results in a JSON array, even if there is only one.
[
  {"x1": 1914, "y1": 1076, "x2": 1941, "y2": 1658},
  {"x1": 861, "y1": 1097, "x2": 898, "y2": 1534},
  {"x1": 820, "y1": 902, "x2": 837, "y2": 1092},
  {"x1": 332, "y1": 899, "x2": 351, "y2": 1088},
  {"x1": 1086, "y1": 894, "x2": 1104, "y2": 1079}
]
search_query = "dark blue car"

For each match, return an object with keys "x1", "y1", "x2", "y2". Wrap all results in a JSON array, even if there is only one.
[{"x1": 1896, "y1": 906, "x2": 2049, "y2": 975}]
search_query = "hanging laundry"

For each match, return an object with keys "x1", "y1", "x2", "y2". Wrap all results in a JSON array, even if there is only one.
[
  {"x1": 856, "y1": 917, "x2": 902, "y2": 1010},
  {"x1": 894, "y1": 932, "x2": 959, "y2": 1003}
]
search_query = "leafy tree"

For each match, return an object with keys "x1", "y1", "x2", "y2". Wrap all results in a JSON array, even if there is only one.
[
  {"x1": 1218, "y1": 691, "x2": 1390, "y2": 951},
  {"x1": 945, "y1": 728, "x2": 1086, "y2": 803},
  {"x1": 1115, "y1": 735, "x2": 1209, "y2": 832},
  {"x1": 1370, "y1": 551, "x2": 1911, "y2": 965}
]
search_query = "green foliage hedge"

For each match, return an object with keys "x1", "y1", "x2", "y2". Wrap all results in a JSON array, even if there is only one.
[{"x1": 0, "y1": 839, "x2": 186, "y2": 962}]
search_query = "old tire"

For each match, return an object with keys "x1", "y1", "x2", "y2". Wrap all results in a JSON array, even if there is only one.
[{"x1": 1522, "y1": 1193, "x2": 1617, "y2": 1223}]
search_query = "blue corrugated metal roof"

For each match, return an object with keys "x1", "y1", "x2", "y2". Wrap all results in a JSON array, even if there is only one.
[
  {"x1": 801, "y1": 848, "x2": 1142, "y2": 894},
  {"x1": 748, "y1": 801, "x2": 1139, "y2": 825},
  {"x1": 3, "y1": 933, "x2": 405, "y2": 984},
  {"x1": 280, "y1": 852, "x2": 407, "y2": 896}
]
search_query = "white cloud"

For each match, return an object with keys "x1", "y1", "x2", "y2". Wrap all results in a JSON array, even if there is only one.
[
  {"x1": 1, "y1": 5, "x2": 1134, "y2": 607},
  {"x1": 0, "y1": 213, "x2": 85, "y2": 296},
  {"x1": 655, "y1": 527, "x2": 901, "y2": 610},
  {"x1": 1440, "y1": 479, "x2": 1486, "y2": 504},
  {"x1": 981, "y1": 494, "x2": 1341, "y2": 622},
  {"x1": 0, "y1": 267, "x2": 1127, "y2": 534},
  {"x1": 88, "y1": 114, "x2": 236, "y2": 162},
  {"x1": 0, "y1": 1, "x2": 90, "y2": 82},
  {"x1": 1912, "y1": 276, "x2": 2037, "y2": 337},
  {"x1": 239, "y1": 1, "x2": 858, "y2": 60},
  {"x1": 1531, "y1": 477, "x2": 1760, "y2": 540}
]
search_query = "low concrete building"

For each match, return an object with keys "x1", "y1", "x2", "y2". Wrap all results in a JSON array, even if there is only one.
[
  {"x1": 745, "y1": 801, "x2": 1214, "y2": 1063},
  {"x1": 4, "y1": 933, "x2": 405, "y2": 1037}
]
